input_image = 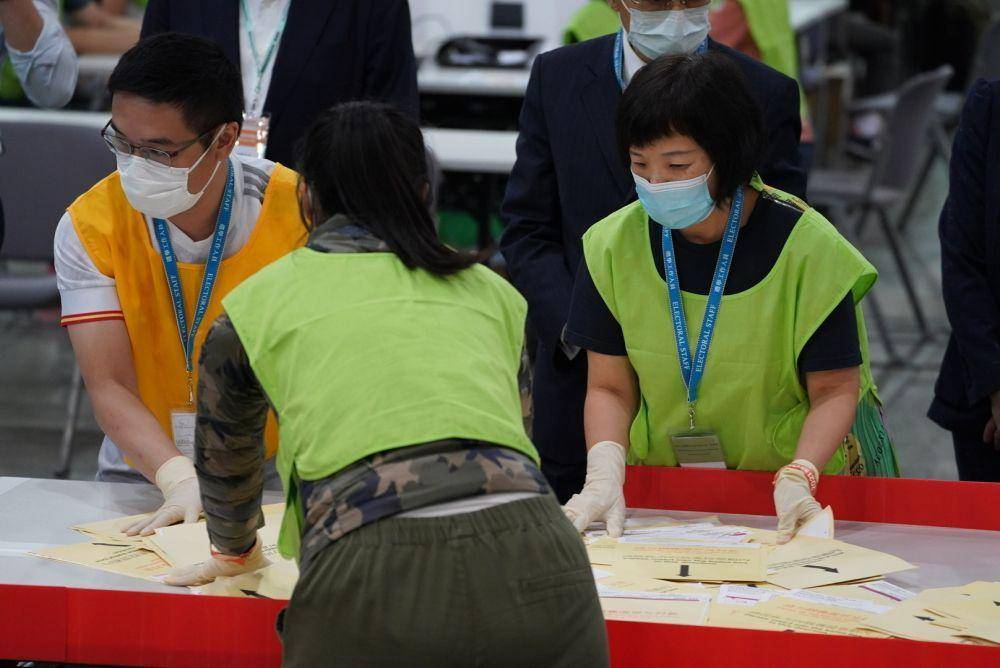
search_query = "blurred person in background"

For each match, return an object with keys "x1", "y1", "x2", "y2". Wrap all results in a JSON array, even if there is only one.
[
  {"x1": 929, "y1": 79, "x2": 1000, "y2": 482},
  {"x1": 140, "y1": 0, "x2": 419, "y2": 167},
  {"x1": 0, "y1": 0, "x2": 78, "y2": 250},
  {"x1": 62, "y1": 0, "x2": 140, "y2": 54},
  {"x1": 501, "y1": 0, "x2": 805, "y2": 503}
]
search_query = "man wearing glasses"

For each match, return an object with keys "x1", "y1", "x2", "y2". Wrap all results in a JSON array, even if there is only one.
[
  {"x1": 501, "y1": 0, "x2": 806, "y2": 504},
  {"x1": 53, "y1": 33, "x2": 304, "y2": 535}
]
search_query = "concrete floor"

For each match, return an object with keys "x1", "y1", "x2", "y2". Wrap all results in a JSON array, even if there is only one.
[{"x1": 0, "y1": 151, "x2": 960, "y2": 483}]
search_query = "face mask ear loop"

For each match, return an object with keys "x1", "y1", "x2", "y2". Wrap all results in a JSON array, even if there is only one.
[{"x1": 186, "y1": 126, "x2": 227, "y2": 197}]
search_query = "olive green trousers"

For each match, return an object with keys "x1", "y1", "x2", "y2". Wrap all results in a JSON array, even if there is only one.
[{"x1": 280, "y1": 495, "x2": 609, "y2": 667}]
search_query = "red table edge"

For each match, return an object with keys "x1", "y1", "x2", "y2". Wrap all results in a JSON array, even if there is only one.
[
  {"x1": 624, "y1": 465, "x2": 1000, "y2": 531},
  {"x1": 3, "y1": 469, "x2": 999, "y2": 666},
  {"x1": 3, "y1": 584, "x2": 998, "y2": 667}
]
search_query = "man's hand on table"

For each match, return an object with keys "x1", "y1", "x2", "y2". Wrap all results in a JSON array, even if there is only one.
[
  {"x1": 163, "y1": 539, "x2": 269, "y2": 587},
  {"x1": 121, "y1": 456, "x2": 202, "y2": 536}
]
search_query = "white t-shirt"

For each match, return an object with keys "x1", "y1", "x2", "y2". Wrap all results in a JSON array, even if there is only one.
[
  {"x1": 54, "y1": 155, "x2": 277, "y2": 323},
  {"x1": 239, "y1": 0, "x2": 293, "y2": 116}
]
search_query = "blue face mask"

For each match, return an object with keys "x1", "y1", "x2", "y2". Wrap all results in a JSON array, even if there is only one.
[{"x1": 633, "y1": 167, "x2": 715, "y2": 229}]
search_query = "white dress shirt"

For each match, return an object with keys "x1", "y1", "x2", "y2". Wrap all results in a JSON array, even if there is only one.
[{"x1": 239, "y1": 0, "x2": 292, "y2": 115}]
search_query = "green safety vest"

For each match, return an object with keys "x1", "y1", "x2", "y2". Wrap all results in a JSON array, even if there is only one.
[
  {"x1": 223, "y1": 248, "x2": 538, "y2": 559},
  {"x1": 582, "y1": 176, "x2": 899, "y2": 476},
  {"x1": 564, "y1": 0, "x2": 621, "y2": 44},
  {"x1": 735, "y1": 0, "x2": 810, "y2": 121}
]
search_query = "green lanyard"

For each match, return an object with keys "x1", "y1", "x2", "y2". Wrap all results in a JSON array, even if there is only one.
[{"x1": 240, "y1": 0, "x2": 291, "y2": 112}]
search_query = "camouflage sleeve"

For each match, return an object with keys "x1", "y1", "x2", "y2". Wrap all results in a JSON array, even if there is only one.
[
  {"x1": 196, "y1": 313, "x2": 268, "y2": 556},
  {"x1": 519, "y1": 345, "x2": 533, "y2": 439}
]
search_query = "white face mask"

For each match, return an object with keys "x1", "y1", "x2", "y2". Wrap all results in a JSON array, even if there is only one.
[
  {"x1": 116, "y1": 127, "x2": 224, "y2": 219},
  {"x1": 625, "y1": 5, "x2": 711, "y2": 59}
]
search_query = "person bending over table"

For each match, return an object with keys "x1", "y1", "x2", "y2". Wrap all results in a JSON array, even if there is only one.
[
  {"x1": 562, "y1": 52, "x2": 899, "y2": 544},
  {"x1": 54, "y1": 34, "x2": 304, "y2": 535},
  {"x1": 162, "y1": 102, "x2": 609, "y2": 667}
]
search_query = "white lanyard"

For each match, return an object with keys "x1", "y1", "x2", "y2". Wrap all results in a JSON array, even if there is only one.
[{"x1": 240, "y1": 0, "x2": 291, "y2": 114}]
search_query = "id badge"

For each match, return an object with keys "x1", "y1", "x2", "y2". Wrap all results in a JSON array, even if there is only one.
[
  {"x1": 170, "y1": 409, "x2": 197, "y2": 461},
  {"x1": 669, "y1": 427, "x2": 726, "y2": 469},
  {"x1": 236, "y1": 114, "x2": 270, "y2": 159}
]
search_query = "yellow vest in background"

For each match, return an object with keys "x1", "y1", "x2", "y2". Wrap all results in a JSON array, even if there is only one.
[{"x1": 66, "y1": 164, "x2": 306, "y2": 465}]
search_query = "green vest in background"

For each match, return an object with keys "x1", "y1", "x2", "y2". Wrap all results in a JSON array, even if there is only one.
[
  {"x1": 224, "y1": 249, "x2": 538, "y2": 559},
  {"x1": 582, "y1": 176, "x2": 899, "y2": 477},
  {"x1": 734, "y1": 0, "x2": 810, "y2": 122},
  {"x1": 564, "y1": 0, "x2": 620, "y2": 44}
]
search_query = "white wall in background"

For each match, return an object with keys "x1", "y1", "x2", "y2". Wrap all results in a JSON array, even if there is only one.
[{"x1": 409, "y1": 0, "x2": 586, "y2": 57}]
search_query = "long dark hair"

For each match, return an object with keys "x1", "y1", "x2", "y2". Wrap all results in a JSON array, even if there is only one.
[{"x1": 297, "y1": 102, "x2": 477, "y2": 276}]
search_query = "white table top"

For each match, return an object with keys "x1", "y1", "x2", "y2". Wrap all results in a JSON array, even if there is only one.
[
  {"x1": 3, "y1": 477, "x2": 998, "y2": 597},
  {"x1": 0, "y1": 109, "x2": 517, "y2": 175},
  {"x1": 423, "y1": 127, "x2": 517, "y2": 174}
]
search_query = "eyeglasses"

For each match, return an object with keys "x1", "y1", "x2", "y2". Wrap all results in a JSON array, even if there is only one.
[
  {"x1": 624, "y1": 0, "x2": 710, "y2": 10},
  {"x1": 101, "y1": 120, "x2": 217, "y2": 167}
]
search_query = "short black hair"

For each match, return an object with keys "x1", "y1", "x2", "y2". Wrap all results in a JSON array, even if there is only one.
[
  {"x1": 108, "y1": 33, "x2": 243, "y2": 145},
  {"x1": 617, "y1": 52, "x2": 764, "y2": 203},
  {"x1": 298, "y1": 101, "x2": 477, "y2": 276}
]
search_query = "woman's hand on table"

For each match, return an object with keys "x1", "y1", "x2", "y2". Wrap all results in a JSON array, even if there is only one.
[
  {"x1": 563, "y1": 441, "x2": 627, "y2": 537},
  {"x1": 773, "y1": 459, "x2": 822, "y2": 544},
  {"x1": 162, "y1": 538, "x2": 269, "y2": 587}
]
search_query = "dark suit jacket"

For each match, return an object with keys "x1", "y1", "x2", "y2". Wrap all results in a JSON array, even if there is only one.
[
  {"x1": 929, "y1": 79, "x2": 1000, "y2": 437},
  {"x1": 141, "y1": 0, "x2": 419, "y2": 167},
  {"x1": 499, "y1": 35, "x2": 804, "y2": 484}
]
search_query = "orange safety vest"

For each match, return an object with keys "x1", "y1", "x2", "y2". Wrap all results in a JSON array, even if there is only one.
[{"x1": 66, "y1": 164, "x2": 306, "y2": 463}]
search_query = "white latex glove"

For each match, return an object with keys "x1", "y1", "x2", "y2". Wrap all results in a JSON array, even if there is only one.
[
  {"x1": 773, "y1": 459, "x2": 822, "y2": 544},
  {"x1": 122, "y1": 455, "x2": 203, "y2": 536},
  {"x1": 563, "y1": 441, "x2": 627, "y2": 537},
  {"x1": 163, "y1": 538, "x2": 269, "y2": 587}
]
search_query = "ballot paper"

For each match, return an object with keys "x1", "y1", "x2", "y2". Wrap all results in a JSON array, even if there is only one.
[
  {"x1": 780, "y1": 588, "x2": 893, "y2": 615},
  {"x1": 600, "y1": 595, "x2": 711, "y2": 626},
  {"x1": 617, "y1": 524, "x2": 752, "y2": 546},
  {"x1": 30, "y1": 541, "x2": 173, "y2": 581},
  {"x1": 732, "y1": 597, "x2": 875, "y2": 636},
  {"x1": 798, "y1": 507, "x2": 835, "y2": 540},
  {"x1": 715, "y1": 584, "x2": 778, "y2": 607},
  {"x1": 612, "y1": 542, "x2": 766, "y2": 582},
  {"x1": 765, "y1": 536, "x2": 915, "y2": 589},
  {"x1": 595, "y1": 576, "x2": 683, "y2": 600},
  {"x1": 814, "y1": 580, "x2": 915, "y2": 605}
]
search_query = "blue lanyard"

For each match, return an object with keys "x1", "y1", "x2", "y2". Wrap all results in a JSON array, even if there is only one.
[
  {"x1": 240, "y1": 0, "x2": 291, "y2": 109},
  {"x1": 153, "y1": 159, "x2": 235, "y2": 399},
  {"x1": 662, "y1": 186, "x2": 743, "y2": 426},
  {"x1": 613, "y1": 29, "x2": 709, "y2": 91}
]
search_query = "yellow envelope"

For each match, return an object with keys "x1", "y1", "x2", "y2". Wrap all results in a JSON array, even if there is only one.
[
  {"x1": 765, "y1": 536, "x2": 915, "y2": 589},
  {"x1": 612, "y1": 543, "x2": 766, "y2": 582},
  {"x1": 70, "y1": 514, "x2": 151, "y2": 544},
  {"x1": 146, "y1": 509, "x2": 287, "y2": 569},
  {"x1": 601, "y1": 596, "x2": 711, "y2": 625},
  {"x1": 859, "y1": 598, "x2": 966, "y2": 644},
  {"x1": 730, "y1": 597, "x2": 874, "y2": 636},
  {"x1": 956, "y1": 624, "x2": 1000, "y2": 646},
  {"x1": 30, "y1": 541, "x2": 173, "y2": 581}
]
